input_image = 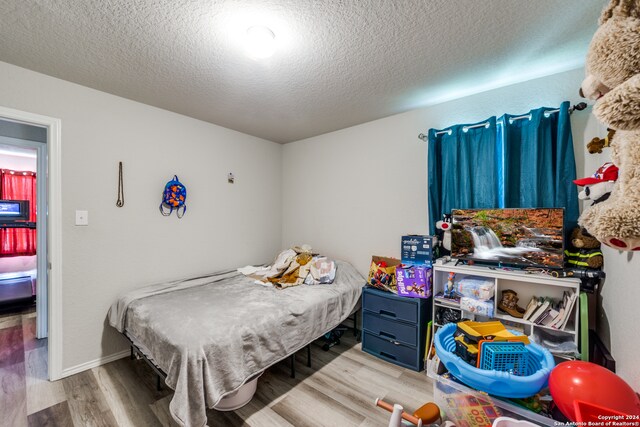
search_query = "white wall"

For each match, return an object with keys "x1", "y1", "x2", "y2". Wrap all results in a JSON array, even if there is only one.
[
  {"x1": 282, "y1": 67, "x2": 640, "y2": 390},
  {"x1": 0, "y1": 61, "x2": 283, "y2": 371},
  {"x1": 0, "y1": 152, "x2": 37, "y2": 171}
]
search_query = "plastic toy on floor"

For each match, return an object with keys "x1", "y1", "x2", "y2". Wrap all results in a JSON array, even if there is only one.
[
  {"x1": 375, "y1": 398, "x2": 449, "y2": 427},
  {"x1": 548, "y1": 361, "x2": 640, "y2": 421},
  {"x1": 321, "y1": 327, "x2": 345, "y2": 351}
]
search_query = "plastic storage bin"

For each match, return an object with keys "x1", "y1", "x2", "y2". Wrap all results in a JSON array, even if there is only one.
[{"x1": 430, "y1": 371, "x2": 556, "y2": 427}]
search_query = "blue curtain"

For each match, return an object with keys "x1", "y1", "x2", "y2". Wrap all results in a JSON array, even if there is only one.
[
  {"x1": 428, "y1": 117, "x2": 499, "y2": 234},
  {"x1": 428, "y1": 101, "x2": 579, "y2": 234}
]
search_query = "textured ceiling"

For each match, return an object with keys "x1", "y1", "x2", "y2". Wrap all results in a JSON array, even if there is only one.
[{"x1": 0, "y1": 0, "x2": 603, "y2": 143}]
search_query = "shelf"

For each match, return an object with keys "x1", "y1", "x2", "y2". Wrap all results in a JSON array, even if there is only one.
[
  {"x1": 535, "y1": 322, "x2": 575, "y2": 334},
  {"x1": 432, "y1": 261, "x2": 581, "y2": 354},
  {"x1": 492, "y1": 312, "x2": 575, "y2": 334},
  {"x1": 433, "y1": 263, "x2": 580, "y2": 289},
  {"x1": 434, "y1": 299, "x2": 461, "y2": 309}
]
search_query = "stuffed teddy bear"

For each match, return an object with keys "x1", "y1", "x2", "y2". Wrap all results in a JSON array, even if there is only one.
[
  {"x1": 565, "y1": 227, "x2": 605, "y2": 269},
  {"x1": 574, "y1": 162, "x2": 619, "y2": 206},
  {"x1": 578, "y1": 0, "x2": 640, "y2": 251}
]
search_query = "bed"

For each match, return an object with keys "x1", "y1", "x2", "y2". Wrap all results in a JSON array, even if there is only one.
[{"x1": 108, "y1": 260, "x2": 364, "y2": 427}]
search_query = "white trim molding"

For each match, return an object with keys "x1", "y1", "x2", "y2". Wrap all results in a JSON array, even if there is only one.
[
  {"x1": 60, "y1": 350, "x2": 130, "y2": 378},
  {"x1": 0, "y1": 106, "x2": 63, "y2": 381}
]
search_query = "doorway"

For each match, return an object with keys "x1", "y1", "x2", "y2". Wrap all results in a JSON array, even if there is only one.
[
  {"x1": 0, "y1": 121, "x2": 47, "y2": 338},
  {"x1": 0, "y1": 106, "x2": 62, "y2": 381}
]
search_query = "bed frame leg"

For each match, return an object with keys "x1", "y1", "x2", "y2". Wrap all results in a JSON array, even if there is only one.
[
  {"x1": 290, "y1": 354, "x2": 296, "y2": 378},
  {"x1": 130, "y1": 346, "x2": 134, "y2": 360},
  {"x1": 353, "y1": 312, "x2": 358, "y2": 337},
  {"x1": 156, "y1": 374, "x2": 162, "y2": 391},
  {"x1": 306, "y1": 345, "x2": 311, "y2": 368}
]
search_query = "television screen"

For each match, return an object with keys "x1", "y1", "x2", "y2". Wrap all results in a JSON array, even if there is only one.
[
  {"x1": 450, "y1": 208, "x2": 564, "y2": 269},
  {"x1": 0, "y1": 200, "x2": 29, "y2": 222}
]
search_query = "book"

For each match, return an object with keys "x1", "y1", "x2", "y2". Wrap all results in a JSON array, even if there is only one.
[
  {"x1": 550, "y1": 291, "x2": 571, "y2": 329},
  {"x1": 522, "y1": 297, "x2": 539, "y2": 321},
  {"x1": 559, "y1": 291, "x2": 579, "y2": 330},
  {"x1": 533, "y1": 307, "x2": 551, "y2": 324},
  {"x1": 529, "y1": 299, "x2": 550, "y2": 323},
  {"x1": 551, "y1": 290, "x2": 577, "y2": 330},
  {"x1": 524, "y1": 298, "x2": 543, "y2": 321},
  {"x1": 540, "y1": 308, "x2": 560, "y2": 326}
]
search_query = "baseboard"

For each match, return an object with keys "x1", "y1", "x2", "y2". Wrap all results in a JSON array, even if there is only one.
[{"x1": 60, "y1": 349, "x2": 130, "y2": 379}]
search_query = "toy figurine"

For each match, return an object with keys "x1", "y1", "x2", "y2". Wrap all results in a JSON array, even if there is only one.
[
  {"x1": 444, "y1": 272, "x2": 455, "y2": 298},
  {"x1": 436, "y1": 214, "x2": 451, "y2": 253}
]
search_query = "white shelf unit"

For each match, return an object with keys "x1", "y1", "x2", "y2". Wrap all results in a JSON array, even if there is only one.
[{"x1": 432, "y1": 262, "x2": 581, "y2": 353}]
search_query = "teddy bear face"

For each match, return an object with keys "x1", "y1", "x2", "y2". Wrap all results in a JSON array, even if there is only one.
[
  {"x1": 571, "y1": 229, "x2": 602, "y2": 249},
  {"x1": 581, "y1": 2, "x2": 640, "y2": 130},
  {"x1": 584, "y1": 15, "x2": 640, "y2": 97}
]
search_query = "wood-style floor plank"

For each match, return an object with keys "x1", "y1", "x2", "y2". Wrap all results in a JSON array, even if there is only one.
[
  {"x1": 63, "y1": 370, "x2": 119, "y2": 427},
  {"x1": 27, "y1": 400, "x2": 73, "y2": 427},
  {"x1": 92, "y1": 359, "x2": 164, "y2": 427},
  {"x1": 25, "y1": 346, "x2": 66, "y2": 415},
  {"x1": 233, "y1": 397, "x2": 295, "y2": 427},
  {"x1": 0, "y1": 324, "x2": 26, "y2": 368},
  {"x1": 149, "y1": 395, "x2": 180, "y2": 427},
  {"x1": 22, "y1": 315, "x2": 46, "y2": 352},
  {"x1": 0, "y1": 362, "x2": 28, "y2": 427},
  {"x1": 271, "y1": 381, "x2": 365, "y2": 427}
]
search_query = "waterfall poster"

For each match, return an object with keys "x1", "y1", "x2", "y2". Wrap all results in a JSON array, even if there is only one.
[{"x1": 450, "y1": 208, "x2": 564, "y2": 268}]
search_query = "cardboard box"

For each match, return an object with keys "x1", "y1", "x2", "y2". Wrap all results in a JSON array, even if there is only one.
[
  {"x1": 396, "y1": 265, "x2": 432, "y2": 299},
  {"x1": 401, "y1": 235, "x2": 435, "y2": 266},
  {"x1": 367, "y1": 256, "x2": 401, "y2": 293}
]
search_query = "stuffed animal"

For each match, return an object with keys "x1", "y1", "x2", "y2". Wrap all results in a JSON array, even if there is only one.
[
  {"x1": 573, "y1": 162, "x2": 619, "y2": 206},
  {"x1": 587, "y1": 128, "x2": 616, "y2": 154},
  {"x1": 565, "y1": 227, "x2": 604, "y2": 269},
  {"x1": 578, "y1": 0, "x2": 640, "y2": 251},
  {"x1": 435, "y1": 214, "x2": 452, "y2": 252}
]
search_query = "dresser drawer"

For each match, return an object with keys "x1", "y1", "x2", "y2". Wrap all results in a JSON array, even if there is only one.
[
  {"x1": 362, "y1": 288, "x2": 418, "y2": 324},
  {"x1": 362, "y1": 311, "x2": 418, "y2": 347},
  {"x1": 362, "y1": 331, "x2": 421, "y2": 371}
]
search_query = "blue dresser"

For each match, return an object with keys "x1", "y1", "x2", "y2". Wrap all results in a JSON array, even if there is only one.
[{"x1": 361, "y1": 286, "x2": 431, "y2": 371}]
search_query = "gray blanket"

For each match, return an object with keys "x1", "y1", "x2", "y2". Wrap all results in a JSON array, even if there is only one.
[{"x1": 107, "y1": 260, "x2": 364, "y2": 427}]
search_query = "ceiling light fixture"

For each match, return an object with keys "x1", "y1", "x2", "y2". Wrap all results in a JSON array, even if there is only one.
[{"x1": 245, "y1": 26, "x2": 276, "y2": 59}]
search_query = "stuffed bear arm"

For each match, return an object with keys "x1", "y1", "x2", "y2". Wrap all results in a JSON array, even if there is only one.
[
  {"x1": 587, "y1": 254, "x2": 604, "y2": 269},
  {"x1": 594, "y1": 74, "x2": 640, "y2": 130}
]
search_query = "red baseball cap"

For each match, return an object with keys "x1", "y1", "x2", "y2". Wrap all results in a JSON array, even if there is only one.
[{"x1": 573, "y1": 162, "x2": 619, "y2": 186}]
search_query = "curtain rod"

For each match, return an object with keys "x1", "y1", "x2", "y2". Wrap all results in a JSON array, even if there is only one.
[{"x1": 418, "y1": 102, "x2": 587, "y2": 141}]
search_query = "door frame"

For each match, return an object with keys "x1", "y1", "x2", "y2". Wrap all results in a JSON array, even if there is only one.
[{"x1": 0, "y1": 106, "x2": 62, "y2": 381}]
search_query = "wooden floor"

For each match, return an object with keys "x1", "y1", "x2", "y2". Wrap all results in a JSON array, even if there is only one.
[{"x1": 2, "y1": 308, "x2": 435, "y2": 427}]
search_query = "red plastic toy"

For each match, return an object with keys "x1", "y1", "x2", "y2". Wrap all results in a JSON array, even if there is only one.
[{"x1": 549, "y1": 361, "x2": 640, "y2": 421}]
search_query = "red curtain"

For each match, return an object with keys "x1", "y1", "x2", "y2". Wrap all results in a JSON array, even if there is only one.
[{"x1": 0, "y1": 169, "x2": 37, "y2": 257}]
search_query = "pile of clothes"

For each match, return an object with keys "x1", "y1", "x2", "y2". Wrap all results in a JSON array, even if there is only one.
[{"x1": 238, "y1": 245, "x2": 336, "y2": 289}]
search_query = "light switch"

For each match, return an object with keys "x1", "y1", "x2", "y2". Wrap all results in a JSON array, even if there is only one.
[{"x1": 75, "y1": 210, "x2": 89, "y2": 226}]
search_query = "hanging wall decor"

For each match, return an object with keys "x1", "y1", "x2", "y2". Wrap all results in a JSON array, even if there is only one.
[
  {"x1": 159, "y1": 175, "x2": 187, "y2": 218},
  {"x1": 116, "y1": 162, "x2": 124, "y2": 207}
]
